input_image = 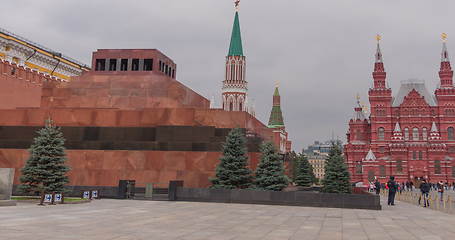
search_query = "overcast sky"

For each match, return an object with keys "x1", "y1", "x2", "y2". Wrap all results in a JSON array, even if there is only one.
[{"x1": 2, "y1": 0, "x2": 454, "y2": 151}]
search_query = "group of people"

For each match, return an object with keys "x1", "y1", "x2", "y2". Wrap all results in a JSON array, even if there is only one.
[
  {"x1": 369, "y1": 177, "x2": 453, "y2": 207},
  {"x1": 368, "y1": 176, "x2": 399, "y2": 205}
]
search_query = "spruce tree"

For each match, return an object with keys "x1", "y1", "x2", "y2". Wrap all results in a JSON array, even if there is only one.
[
  {"x1": 288, "y1": 151, "x2": 299, "y2": 182},
  {"x1": 20, "y1": 119, "x2": 70, "y2": 204},
  {"x1": 308, "y1": 162, "x2": 318, "y2": 184},
  {"x1": 321, "y1": 144, "x2": 351, "y2": 193},
  {"x1": 294, "y1": 154, "x2": 313, "y2": 187},
  {"x1": 210, "y1": 128, "x2": 252, "y2": 189},
  {"x1": 253, "y1": 142, "x2": 289, "y2": 191}
]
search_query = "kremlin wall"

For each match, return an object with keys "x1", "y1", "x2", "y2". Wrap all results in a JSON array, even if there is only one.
[{"x1": 0, "y1": 9, "x2": 292, "y2": 195}]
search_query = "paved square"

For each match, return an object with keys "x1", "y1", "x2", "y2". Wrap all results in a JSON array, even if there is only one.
[{"x1": 1, "y1": 197, "x2": 454, "y2": 240}]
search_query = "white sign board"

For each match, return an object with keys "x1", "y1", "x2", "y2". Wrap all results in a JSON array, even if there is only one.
[
  {"x1": 44, "y1": 194, "x2": 52, "y2": 203},
  {"x1": 54, "y1": 193, "x2": 62, "y2": 202},
  {"x1": 92, "y1": 190, "x2": 98, "y2": 199},
  {"x1": 83, "y1": 191, "x2": 90, "y2": 199}
]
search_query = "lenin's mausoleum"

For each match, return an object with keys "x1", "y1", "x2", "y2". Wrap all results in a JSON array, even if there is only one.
[
  {"x1": 0, "y1": 8, "x2": 291, "y2": 195},
  {"x1": 345, "y1": 35, "x2": 455, "y2": 185}
]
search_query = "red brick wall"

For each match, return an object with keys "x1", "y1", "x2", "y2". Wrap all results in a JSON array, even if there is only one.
[{"x1": 0, "y1": 60, "x2": 49, "y2": 109}]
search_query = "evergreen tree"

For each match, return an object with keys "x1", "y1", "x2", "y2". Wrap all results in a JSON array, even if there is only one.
[
  {"x1": 288, "y1": 151, "x2": 299, "y2": 182},
  {"x1": 308, "y1": 162, "x2": 318, "y2": 184},
  {"x1": 253, "y1": 142, "x2": 289, "y2": 191},
  {"x1": 294, "y1": 154, "x2": 313, "y2": 187},
  {"x1": 210, "y1": 128, "x2": 252, "y2": 189},
  {"x1": 20, "y1": 119, "x2": 70, "y2": 204},
  {"x1": 321, "y1": 144, "x2": 351, "y2": 193}
]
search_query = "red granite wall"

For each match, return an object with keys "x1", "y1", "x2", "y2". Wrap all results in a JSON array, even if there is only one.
[
  {"x1": 41, "y1": 71, "x2": 209, "y2": 110},
  {"x1": 0, "y1": 108, "x2": 273, "y2": 141},
  {"x1": 0, "y1": 149, "x2": 261, "y2": 188}
]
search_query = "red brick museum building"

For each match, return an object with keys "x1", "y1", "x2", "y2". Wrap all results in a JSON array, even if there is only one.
[{"x1": 345, "y1": 37, "x2": 455, "y2": 185}]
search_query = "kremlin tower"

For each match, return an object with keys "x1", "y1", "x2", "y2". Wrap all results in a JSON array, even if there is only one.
[
  {"x1": 268, "y1": 85, "x2": 292, "y2": 153},
  {"x1": 222, "y1": 1, "x2": 248, "y2": 112}
]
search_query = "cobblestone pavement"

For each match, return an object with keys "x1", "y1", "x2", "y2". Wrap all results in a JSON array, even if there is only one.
[{"x1": 1, "y1": 197, "x2": 455, "y2": 240}]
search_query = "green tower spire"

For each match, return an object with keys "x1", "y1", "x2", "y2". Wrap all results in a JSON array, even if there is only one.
[
  {"x1": 228, "y1": 12, "x2": 244, "y2": 56},
  {"x1": 268, "y1": 86, "x2": 285, "y2": 128}
]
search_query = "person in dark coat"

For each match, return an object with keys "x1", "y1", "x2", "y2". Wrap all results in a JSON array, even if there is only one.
[
  {"x1": 387, "y1": 176, "x2": 398, "y2": 206},
  {"x1": 419, "y1": 179, "x2": 431, "y2": 207},
  {"x1": 374, "y1": 178, "x2": 381, "y2": 195}
]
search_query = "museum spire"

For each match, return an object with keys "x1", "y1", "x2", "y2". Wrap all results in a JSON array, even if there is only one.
[
  {"x1": 372, "y1": 35, "x2": 387, "y2": 89},
  {"x1": 439, "y1": 33, "x2": 454, "y2": 88}
]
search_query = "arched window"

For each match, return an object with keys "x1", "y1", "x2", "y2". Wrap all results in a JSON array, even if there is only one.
[
  {"x1": 422, "y1": 128, "x2": 428, "y2": 140},
  {"x1": 396, "y1": 160, "x2": 403, "y2": 173},
  {"x1": 412, "y1": 128, "x2": 419, "y2": 141},
  {"x1": 239, "y1": 102, "x2": 243, "y2": 111},
  {"x1": 435, "y1": 160, "x2": 441, "y2": 174},
  {"x1": 448, "y1": 127, "x2": 454, "y2": 140},
  {"x1": 356, "y1": 162, "x2": 362, "y2": 174},
  {"x1": 379, "y1": 166, "x2": 386, "y2": 177},
  {"x1": 404, "y1": 128, "x2": 409, "y2": 140},
  {"x1": 229, "y1": 102, "x2": 233, "y2": 111},
  {"x1": 355, "y1": 130, "x2": 361, "y2": 140},
  {"x1": 378, "y1": 127, "x2": 385, "y2": 141}
]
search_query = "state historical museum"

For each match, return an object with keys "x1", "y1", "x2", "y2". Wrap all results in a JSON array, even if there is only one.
[{"x1": 345, "y1": 36, "x2": 455, "y2": 185}]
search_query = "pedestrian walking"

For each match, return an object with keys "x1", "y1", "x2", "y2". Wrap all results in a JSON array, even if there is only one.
[
  {"x1": 419, "y1": 179, "x2": 430, "y2": 207},
  {"x1": 374, "y1": 178, "x2": 381, "y2": 195},
  {"x1": 387, "y1": 176, "x2": 398, "y2": 206},
  {"x1": 437, "y1": 181, "x2": 444, "y2": 201}
]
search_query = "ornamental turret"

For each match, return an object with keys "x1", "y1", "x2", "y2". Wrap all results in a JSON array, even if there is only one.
[
  {"x1": 373, "y1": 35, "x2": 386, "y2": 89},
  {"x1": 429, "y1": 122, "x2": 441, "y2": 140},
  {"x1": 391, "y1": 122, "x2": 404, "y2": 141},
  {"x1": 222, "y1": 1, "x2": 248, "y2": 112},
  {"x1": 347, "y1": 95, "x2": 369, "y2": 143},
  {"x1": 439, "y1": 33, "x2": 453, "y2": 88}
]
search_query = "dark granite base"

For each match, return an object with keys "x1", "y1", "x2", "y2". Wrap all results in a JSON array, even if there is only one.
[{"x1": 172, "y1": 188, "x2": 382, "y2": 210}]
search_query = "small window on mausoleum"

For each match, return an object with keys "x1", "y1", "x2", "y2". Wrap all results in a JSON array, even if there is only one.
[
  {"x1": 95, "y1": 59, "x2": 106, "y2": 71},
  {"x1": 132, "y1": 59, "x2": 139, "y2": 71},
  {"x1": 143, "y1": 59, "x2": 153, "y2": 71},
  {"x1": 109, "y1": 59, "x2": 117, "y2": 71},
  {"x1": 120, "y1": 59, "x2": 128, "y2": 71}
]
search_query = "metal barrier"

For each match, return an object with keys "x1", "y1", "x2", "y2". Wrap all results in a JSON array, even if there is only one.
[{"x1": 380, "y1": 189, "x2": 455, "y2": 214}]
